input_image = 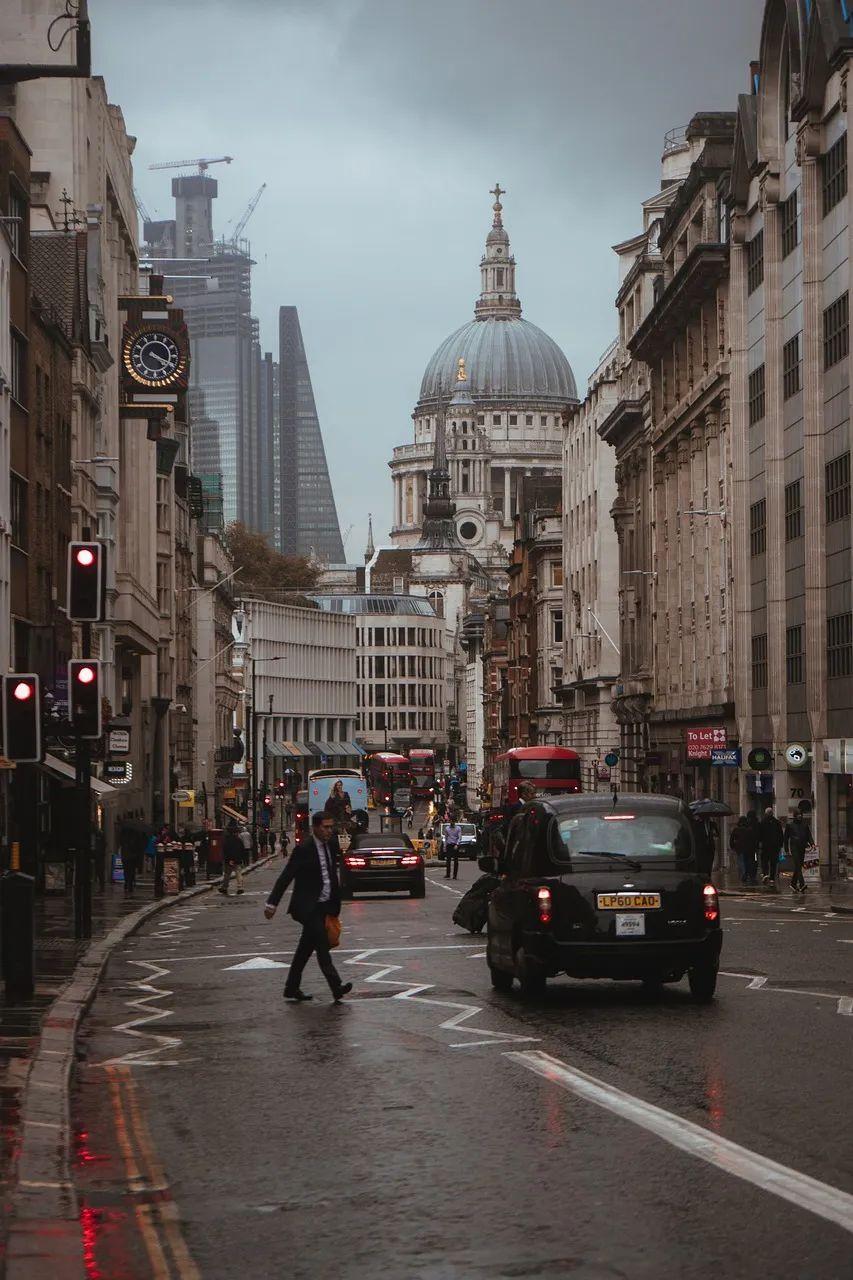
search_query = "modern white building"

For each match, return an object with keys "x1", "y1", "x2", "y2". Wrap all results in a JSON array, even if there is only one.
[
  {"x1": 390, "y1": 189, "x2": 578, "y2": 574},
  {"x1": 311, "y1": 593, "x2": 445, "y2": 753},
  {"x1": 237, "y1": 597, "x2": 359, "y2": 783},
  {"x1": 561, "y1": 345, "x2": 622, "y2": 787}
]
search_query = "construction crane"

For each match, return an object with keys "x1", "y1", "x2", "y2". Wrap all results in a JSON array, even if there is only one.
[
  {"x1": 133, "y1": 188, "x2": 152, "y2": 222},
  {"x1": 149, "y1": 156, "x2": 234, "y2": 174},
  {"x1": 341, "y1": 524, "x2": 354, "y2": 550},
  {"x1": 230, "y1": 184, "x2": 266, "y2": 243}
]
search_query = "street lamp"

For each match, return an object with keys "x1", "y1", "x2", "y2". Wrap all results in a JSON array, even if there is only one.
[{"x1": 250, "y1": 655, "x2": 286, "y2": 846}]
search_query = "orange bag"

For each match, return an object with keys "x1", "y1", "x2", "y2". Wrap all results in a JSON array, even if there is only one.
[{"x1": 325, "y1": 914, "x2": 342, "y2": 949}]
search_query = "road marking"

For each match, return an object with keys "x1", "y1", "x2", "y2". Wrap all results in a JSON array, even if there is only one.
[
  {"x1": 134, "y1": 943, "x2": 482, "y2": 963},
  {"x1": 345, "y1": 949, "x2": 538, "y2": 1048},
  {"x1": 507, "y1": 1050, "x2": 853, "y2": 1235},
  {"x1": 98, "y1": 961, "x2": 183, "y2": 1068},
  {"x1": 427, "y1": 876, "x2": 464, "y2": 897},
  {"x1": 224, "y1": 956, "x2": 289, "y2": 971},
  {"x1": 747, "y1": 976, "x2": 767, "y2": 989},
  {"x1": 838, "y1": 997, "x2": 853, "y2": 1016},
  {"x1": 721, "y1": 970, "x2": 853, "y2": 1017}
]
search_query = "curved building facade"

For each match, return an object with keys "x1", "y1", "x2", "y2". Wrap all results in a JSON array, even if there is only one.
[{"x1": 390, "y1": 190, "x2": 578, "y2": 571}]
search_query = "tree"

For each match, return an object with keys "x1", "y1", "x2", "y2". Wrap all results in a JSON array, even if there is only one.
[{"x1": 224, "y1": 523, "x2": 319, "y2": 602}]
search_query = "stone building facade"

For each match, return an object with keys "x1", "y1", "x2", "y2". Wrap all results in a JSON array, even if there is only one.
[
  {"x1": 561, "y1": 344, "x2": 622, "y2": 790},
  {"x1": 729, "y1": 0, "x2": 853, "y2": 869},
  {"x1": 630, "y1": 113, "x2": 738, "y2": 809}
]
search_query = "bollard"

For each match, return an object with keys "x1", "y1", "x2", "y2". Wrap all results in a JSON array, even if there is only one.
[
  {"x1": 1, "y1": 842, "x2": 35, "y2": 1001},
  {"x1": 154, "y1": 841, "x2": 165, "y2": 898}
]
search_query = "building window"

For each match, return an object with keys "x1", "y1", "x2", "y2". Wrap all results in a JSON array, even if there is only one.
[
  {"x1": 393, "y1": 575, "x2": 404, "y2": 594},
  {"x1": 509, "y1": 414, "x2": 517, "y2": 425},
  {"x1": 782, "y1": 334, "x2": 801, "y2": 399},
  {"x1": 156, "y1": 476, "x2": 170, "y2": 532},
  {"x1": 827, "y1": 612, "x2": 853, "y2": 678},
  {"x1": 785, "y1": 625, "x2": 804, "y2": 685},
  {"x1": 156, "y1": 560, "x2": 170, "y2": 614},
  {"x1": 780, "y1": 191, "x2": 799, "y2": 258},
  {"x1": 7, "y1": 185, "x2": 25, "y2": 260},
  {"x1": 784, "y1": 479, "x2": 803, "y2": 541},
  {"x1": 746, "y1": 230, "x2": 764, "y2": 294},
  {"x1": 822, "y1": 134, "x2": 848, "y2": 216},
  {"x1": 492, "y1": 414, "x2": 501, "y2": 425},
  {"x1": 10, "y1": 474, "x2": 26, "y2": 548},
  {"x1": 748, "y1": 365, "x2": 765, "y2": 426},
  {"x1": 540, "y1": 415, "x2": 548, "y2": 427},
  {"x1": 751, "y1": 633, "x2": 768, "y2": 689},
  {"x1": 823, "y1": 292, "x2": 849, "y2": 369},
  {"x1": 525, "y1": 414, "x2": 533, "y2": 426},
  {"x1": 749, "y1": 499, "x2": 766, "y2": 556},
  {"x1": 825, "y1": 452, "x2": 851, "y2": 523},
  {"x1": 552, "y1": 609, "x2": 564, "y2": 644},
  {"x1": 10, "y1": 331, "x2": 25, "y2": 405},
  {"x1": 551, "y1": 560, "x2": 564, "y2": 588}
]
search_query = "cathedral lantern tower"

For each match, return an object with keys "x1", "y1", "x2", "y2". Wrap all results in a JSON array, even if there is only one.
[{"x1": 475, "y1": 185, "x2": 521, "y2": 320}]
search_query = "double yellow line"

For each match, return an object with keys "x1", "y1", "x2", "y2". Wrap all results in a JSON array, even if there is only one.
[{"x1": 104, "y1": 1065, "x2": 201, "y2": 1279}]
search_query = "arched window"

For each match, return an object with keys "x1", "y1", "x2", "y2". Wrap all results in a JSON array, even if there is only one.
[{"x1": 428, "y1": 591, "x2": 444, "y2": 619}]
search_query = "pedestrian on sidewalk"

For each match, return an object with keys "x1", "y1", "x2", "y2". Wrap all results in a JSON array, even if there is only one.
[
  {"x1": 784, "y1": 811, "x2": 813, "y2": 895},
  {"x1": 404, "y1": 804, "x2": 414, "y2": 829},
  {"x1": 758, "y1": 807, "x2": 785, "y2": 885},
  {"x1": 264, "y1": 811, "x2": 352, "y2": 1003},
  {"x1": 443, "y1": 818, "x2": 463, "y2": 880},
  {"x1": 119, "y1": 823, "x2": 143, "y2": 897},
  {"x1": 730, "y1": 814, "x2": 759, "y2": 885},
  {"x1": 239, "y1": 823, "x2": 253, "y2": 866},
  {"x1": 220, "y1": 822, "x2": 245, "y2": 896}
]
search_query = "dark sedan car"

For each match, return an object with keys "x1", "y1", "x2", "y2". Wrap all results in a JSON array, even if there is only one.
[
  {"x1": 339, "y1": 833, "x2": 426, "y2": 899},
  {"x1": 481, "y1": 794, "x2": 722, "y2": 1002}
]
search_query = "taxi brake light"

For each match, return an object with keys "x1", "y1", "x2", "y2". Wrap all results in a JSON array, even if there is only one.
[
  {"x1": 345, "y1": 855, "x2": 366, "y2": 868},
  {"x1": 537, "y1": 885, "x2": 552, "y2": 925},
  {"x1": 703, "y1": 883, "x2": 719, "y2": 923},
  {"x1": 603, "y1": 814, "x2": 635, "y2": 821}
]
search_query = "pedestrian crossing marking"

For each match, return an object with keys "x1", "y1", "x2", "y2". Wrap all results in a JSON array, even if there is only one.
[{"x1": 224, "y1": 956, "x2": 289, "y2": 971}]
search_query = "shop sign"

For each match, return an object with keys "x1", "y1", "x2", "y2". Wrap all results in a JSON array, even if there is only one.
[
  {"x1": 803, "y1": 844, "x2": 821, "y2": 884},
  {"x1": 685, "y1": 727, "x2": 727, "y2": 760},
  {"x1": 822, "y1": 739, "x2": 853, "y2": 774},
  {"x1": 108, "y1": 728, "x2": 130, "y2": 755},
  {"x1": 710, "y1": 747, "x2": 741, "y2": 767}
]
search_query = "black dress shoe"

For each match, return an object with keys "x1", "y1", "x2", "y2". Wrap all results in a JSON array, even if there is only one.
[
  {"x1": 333, "y1": 982, "x2": 353, "y2": 1002},
  {"x1": 283, "y1": 989, "x2": 313, "y2": 1002}
]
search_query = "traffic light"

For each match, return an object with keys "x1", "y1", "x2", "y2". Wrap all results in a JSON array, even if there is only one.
[
  {"x1": 2, "y1": 675, "x2": 42, "y2": 762},
  {"x1": 67, "y1": 541, "x2": 103, "y2": 621},
  {"x1": 68, "y1": 659, "x2": 102, "y2": 738}
]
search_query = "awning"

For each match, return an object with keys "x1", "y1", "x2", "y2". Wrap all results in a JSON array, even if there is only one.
[
  {"x1": 345, "y1": 741, "x2": 366, "y2": 756},
  {"x1": 311, "y1": 741, "x2": 336, "y2": 757},
  {"x1": 267, "y1": 741, "x2": 313, "y2": 759},
  {"x1": 43, "y1": 752, "x2": 118, "y2": 797},
  {"x1": 220, "y1": 803, "x2": 245, "y2": 823}
]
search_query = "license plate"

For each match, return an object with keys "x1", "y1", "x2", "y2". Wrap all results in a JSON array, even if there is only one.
[
  {"x1": 616, "y1": 913, "x2": 645, "y2": 937},
  {"x1": 597, "y1": 892, "x2": 661, "y2": 910}
]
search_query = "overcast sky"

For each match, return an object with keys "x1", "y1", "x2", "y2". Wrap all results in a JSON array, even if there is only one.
[{"x1": 91, "y1": 0, "x2": 763, "y2": 559}]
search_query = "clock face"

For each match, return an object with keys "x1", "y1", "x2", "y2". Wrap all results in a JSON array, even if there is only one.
[{"x1": 125, "y1": 329, "x2": 184, "y2": 386}]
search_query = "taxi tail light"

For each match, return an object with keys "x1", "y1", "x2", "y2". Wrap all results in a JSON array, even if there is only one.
[
  {"x1": 536, "y1": 885, "x2": 553, "y2": 925},
  {"x1": 345, "y1": 855, "x2": 367, "y2": 868},
  {"x1": 703, "y1": 883, "x2": 719, "y2": 923},
  {"x1": 400, "y1": 854, "x2": 420, "y2": 866}
]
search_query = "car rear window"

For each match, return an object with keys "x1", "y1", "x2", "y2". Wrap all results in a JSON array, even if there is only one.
[
  {"x1": 459, "y1": 825, "x2": 476, "y2": 837},
  {"x1": 556, "y1": 812, "x2": 693, "y2": 862}
]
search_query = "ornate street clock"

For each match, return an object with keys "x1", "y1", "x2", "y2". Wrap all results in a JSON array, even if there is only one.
[{"x1": 122, "y1": 322, "x2": 189, "y2": 389}]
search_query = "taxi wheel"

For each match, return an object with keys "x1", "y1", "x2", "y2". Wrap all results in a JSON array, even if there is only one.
[
  {"x1": 489, "y1": 963, "x2": 513, "y2": 992},
  {"x1": 410, "y1": 879, "x2": 426, "y2": 899},
  {"x1": 516, "y1": 949, "x2": 547, "y2": 999},
  {"x1": 688, "y1": 957, "x2": 718, "y2": 1003}
]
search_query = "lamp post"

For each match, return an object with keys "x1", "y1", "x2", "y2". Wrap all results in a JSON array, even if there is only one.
[{"x1": 249, "y1": 655, "x2": 286, "y2": 847}]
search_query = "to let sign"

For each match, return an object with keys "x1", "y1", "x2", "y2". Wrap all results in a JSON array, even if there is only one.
[{"x1": 685, "y1": 727, "x2": 727, "y2": 760}]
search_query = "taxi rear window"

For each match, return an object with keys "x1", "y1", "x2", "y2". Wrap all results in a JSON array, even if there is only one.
[{"x1": 556, "y1": 812, "x2": 693, "y2": 862}]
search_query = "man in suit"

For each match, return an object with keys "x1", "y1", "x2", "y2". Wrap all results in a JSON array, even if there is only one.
[{"x1": 264, "y1": 811, "x2": 353, "y2": 1002}]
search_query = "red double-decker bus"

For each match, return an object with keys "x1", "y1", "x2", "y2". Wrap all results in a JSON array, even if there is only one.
[
  {"x1": 492, "y1": 746, "x2": 582, "y2": 806},
  {"x1": 364, "y1": 752, "x2": 413, "y2": 810},
  {"x1": 408, "y1": 748, "x2": 436, "y2": 800}
]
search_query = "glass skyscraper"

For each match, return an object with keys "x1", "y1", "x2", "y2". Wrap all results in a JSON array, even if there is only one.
[{"x1": 278, "y1": 306, "x2": 344, "y2": 562}]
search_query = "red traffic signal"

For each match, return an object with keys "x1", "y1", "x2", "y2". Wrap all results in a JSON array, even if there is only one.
[
  {"x1": 2, "y1": 674, "x2": 42, "y2": 762},
  {"x1": 67, "y1": 541, "x2": 104, "y2": 622},
  {"x1": 68, "y1": 659, "x2": 102, "y2": 738}
]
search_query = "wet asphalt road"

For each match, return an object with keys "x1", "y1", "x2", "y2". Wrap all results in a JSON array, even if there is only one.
[{"x1": 71, "y1": 854, "x2": 853, "y2": 1280}]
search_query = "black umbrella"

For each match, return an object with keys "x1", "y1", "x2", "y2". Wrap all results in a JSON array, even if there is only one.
[{"x1": 689, "y1": 799, "x2": 734, "y2": 818}]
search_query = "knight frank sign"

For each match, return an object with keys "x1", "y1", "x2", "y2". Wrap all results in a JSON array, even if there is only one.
[{"x1": 685, "y1": 726, "x2": 727, "y2": 761}]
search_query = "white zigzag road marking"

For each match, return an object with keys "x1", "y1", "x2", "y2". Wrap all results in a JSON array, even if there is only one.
[
  {"x1": 97, "y1": 960, "x2": 184, "y2": 1068},
  {"x1": 149, "y1": 906, "x2": 207, "y2": 941},
  {"x1": 345, "y1": 949, "x2": 539, "y2": 1049}
]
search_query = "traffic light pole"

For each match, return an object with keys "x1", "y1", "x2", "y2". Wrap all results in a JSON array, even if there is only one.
[{"x1": 74, "y1": 620, "x2": 92, "y2": 941}]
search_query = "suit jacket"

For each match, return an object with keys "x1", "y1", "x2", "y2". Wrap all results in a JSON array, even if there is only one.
[{"x1": 267, "y1": 835, "x2": 341, "y2": 922}]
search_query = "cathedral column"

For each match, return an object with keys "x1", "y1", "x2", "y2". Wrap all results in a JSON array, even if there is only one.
[
  {"x1": 503, "y1": 468, "x2": 512, "y2": 523},
  {"x1": 413, "y1": 474, "x2": 421, "y2": 527}
]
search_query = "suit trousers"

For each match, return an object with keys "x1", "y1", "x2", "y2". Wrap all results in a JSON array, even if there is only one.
[{"x1": 286, "y1": 907, "x2": 342, "y2": 994}]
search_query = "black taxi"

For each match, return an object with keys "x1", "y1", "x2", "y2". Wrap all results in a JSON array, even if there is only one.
[{"x1": 480, "y1": 794, "x2": 722, "y2": 1003}]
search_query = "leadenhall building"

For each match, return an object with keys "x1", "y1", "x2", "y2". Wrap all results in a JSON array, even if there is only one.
[{"x1": 729, "y1": 0, "x2": 853, "y2": 867}]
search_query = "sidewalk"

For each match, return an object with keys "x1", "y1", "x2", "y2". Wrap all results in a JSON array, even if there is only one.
[{"x1": 713, "y1": 864, "x2": 853, "y2": 913}]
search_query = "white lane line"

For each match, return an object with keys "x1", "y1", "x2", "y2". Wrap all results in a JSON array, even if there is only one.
[
  {"x1": 838, "y1": 997, "x2": 853, "y2": 1016},
  {"x1": 133, "y1": 943, "x2": 481, "y2": 964},
  {"x1": 507, "y1": 1049, "x2": 853, "y2": 1235},
  {"x1": 427, "y1": 876, "x2": 465, "y2": 897},
  {"x1": 721, "y1": 970, "x2": 852, "y2": 1016},
  {"x1": 747, "y1": 976, "x2": 768, "y2": 989}
]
